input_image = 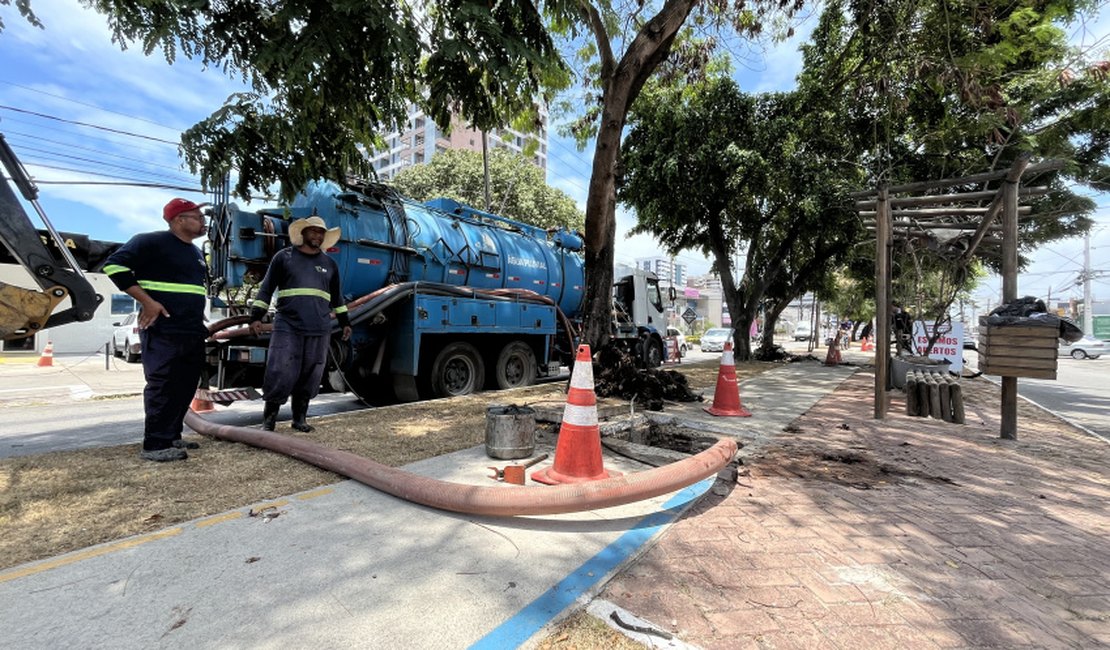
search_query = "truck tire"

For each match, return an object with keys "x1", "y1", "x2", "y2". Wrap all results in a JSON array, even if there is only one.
[
  {"x1": 642, "y1": 336, "x2": 664, "y2": 368},
  {"x1": 493, "y1": 341, "x2": 536, "y2": 390},
  {"x1": 430, "y1": 342, "x2": 485, "y2": 398}
]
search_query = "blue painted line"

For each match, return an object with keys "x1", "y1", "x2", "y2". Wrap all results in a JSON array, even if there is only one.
[{"x1": 469, "y1": 478, "x2": 714, "y2": 650}]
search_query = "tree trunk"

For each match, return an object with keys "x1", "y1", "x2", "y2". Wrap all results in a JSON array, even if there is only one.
[{"x1": 579, "y1": 0, "x2": 698, "y2": 352}]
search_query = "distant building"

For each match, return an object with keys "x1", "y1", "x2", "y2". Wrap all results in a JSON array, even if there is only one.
[
  {"x1": 634, "y1": 256, "x2": 686, "y2": 288},
  {"x1": 365, "y1": 105, "x2": 549, "y2": 180}
]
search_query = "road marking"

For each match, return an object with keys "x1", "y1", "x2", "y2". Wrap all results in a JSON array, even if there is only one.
[
  {"x1": 0, "y1": 527, "x2": 183, "y2": 584},
  {"x1": 468, "y1": 478, "x2": 714, "y2": 650},
  {"x1": 196, "y1": 512, "x2": 243, "y2": 528},
  {"x1": 296, "y1": 487, "x2": 334, "y2": 500}
]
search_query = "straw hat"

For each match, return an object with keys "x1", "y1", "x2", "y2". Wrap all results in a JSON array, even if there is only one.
[{"x1": 288, "y1": 216, "x2": 341, "y2": 249}]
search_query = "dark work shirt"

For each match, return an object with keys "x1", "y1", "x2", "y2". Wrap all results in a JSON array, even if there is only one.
[
  {"x1": 250, "y1": 247, "x2": 349, "y2": 335},
  {"x1": 103, "y1": 231, "x2": 207, "y2": 336}
]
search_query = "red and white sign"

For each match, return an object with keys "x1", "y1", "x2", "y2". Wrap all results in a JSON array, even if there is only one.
[{"x1": 912, "y1": 321, "x2": 964, "y2": 372}]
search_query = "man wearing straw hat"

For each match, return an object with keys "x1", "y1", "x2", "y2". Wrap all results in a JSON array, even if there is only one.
[{"x1": 249, "y1": 216, "x2": 352, "y2": 432}]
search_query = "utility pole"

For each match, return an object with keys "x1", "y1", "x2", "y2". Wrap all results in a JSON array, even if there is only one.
[{"x1": 1083, "y1": 233, "x2": 1093, "y2": 336}]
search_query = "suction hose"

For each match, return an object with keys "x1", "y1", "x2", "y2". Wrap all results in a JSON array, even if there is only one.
[{"x1": 183, "y1": 411, "x2": 736, "y2": 517}]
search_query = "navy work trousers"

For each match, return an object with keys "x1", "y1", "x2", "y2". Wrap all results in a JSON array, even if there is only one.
[
  {"x1": 140, "y1": 330, "x2": 205, "y2": 451},
  {"x1": 262, "y1": 328, "x2": 329, "y2": 404}
]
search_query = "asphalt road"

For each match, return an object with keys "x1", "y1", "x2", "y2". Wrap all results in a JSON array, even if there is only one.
[
  {"x1": 0, "y1": 392, "x2": 367, "y2": 459},
  {"x1": 1012, "y1": 357, "x2": 1110, "y2": 441}
]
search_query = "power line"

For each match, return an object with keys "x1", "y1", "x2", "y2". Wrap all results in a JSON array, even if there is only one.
[
  {"x1": 13, "y1": 144, "x2": 196, "y2": 186},
  {"x1": 0, "y1": 79, "x2": 186, "y2": 133},
  {"x1": 4, "y1": 129, "x2": 189, "y2": 174},
  {"x1": 0, "y1": 104, "x2": 180, "y2": 145}
]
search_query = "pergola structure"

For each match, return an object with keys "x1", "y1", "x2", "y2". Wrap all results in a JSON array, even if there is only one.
[{"x1": 852, "y1": 154, "x2": 1065, "y2": 439}]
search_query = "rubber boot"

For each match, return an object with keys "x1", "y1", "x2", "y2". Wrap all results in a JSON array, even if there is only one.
[
  {"x1": 262, "y1": 400, "x2": 280, "y2": 431},
  {"x1": 291, "y1": 397, "x2": 314, "y2": 433}
]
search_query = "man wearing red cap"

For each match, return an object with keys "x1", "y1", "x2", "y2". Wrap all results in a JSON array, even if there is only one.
[{"x1": 103, "y1": 198, "x2": 210, "y2": 462}]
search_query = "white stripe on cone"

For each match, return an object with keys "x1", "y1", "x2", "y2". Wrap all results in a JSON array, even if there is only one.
[
  {"x1": 721, "y1": 349, "x2": 734, "y2": 366},
  {"x1": 562, "y1": 403, "x2": 599, "y2": 427},
  {"x1": 570, "y1": 361, "x2": 594, "y2": 389}
]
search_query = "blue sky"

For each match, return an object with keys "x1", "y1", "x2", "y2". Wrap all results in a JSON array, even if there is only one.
[{"x1": 0, "y1": 0, "x2": 1107, "y2": 308}]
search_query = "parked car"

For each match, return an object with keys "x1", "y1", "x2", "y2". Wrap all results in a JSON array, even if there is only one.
[
  {"x1": 111, "y1": 312, "x2": 142, "y2": 363},
  {"x1": 1058, "y1": 335, "x2": 1104, "y2": 360},
  {"x1": 793, "y1": 324, "x2": 812, "y2": 341},
  {"x1": 665, "y1": 326, "x2": 688, "y2": 357},
  {"x1": 700, "y1": 327, "x2": 735, "y2": 352}
]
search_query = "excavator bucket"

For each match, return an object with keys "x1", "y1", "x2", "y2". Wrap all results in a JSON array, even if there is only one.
[{"x1": 0, "y1": 133, "x2": 101, "y2": 338}]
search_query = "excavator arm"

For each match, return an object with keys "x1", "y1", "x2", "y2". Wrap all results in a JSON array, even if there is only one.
[{"x1": 0, "y1": 133, "x2": 101, "y2": 340}]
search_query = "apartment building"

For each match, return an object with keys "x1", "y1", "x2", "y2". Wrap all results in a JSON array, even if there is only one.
[{"x1": 365, "y1": 104, "x2": 549, "y2": 180}]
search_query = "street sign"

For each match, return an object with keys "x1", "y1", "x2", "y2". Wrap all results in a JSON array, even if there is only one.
[{"x1": 682, "y1": 308, "x2": 697, "y2": 325}]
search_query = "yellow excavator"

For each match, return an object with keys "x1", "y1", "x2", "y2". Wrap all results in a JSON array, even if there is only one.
[{"x1": 0, "y1": 133, "x2": 101, "y2": 340}]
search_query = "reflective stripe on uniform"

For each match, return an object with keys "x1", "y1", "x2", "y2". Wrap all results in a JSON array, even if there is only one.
[
  {"x1": 251, "y1": 300, "x2": 270, "y2": 310},
  {"x1": 102, "y1": 264, "x2": 130, "y2": 276},
  {"x1": 276, "y1": 288, "x2": 331, "y2": 301},
  {"x1": 137, "y1": 280, "x2": 206, "y2": 295},
  {"x1": 334, "y1": 305, "x2": 348, "y2": 314}
]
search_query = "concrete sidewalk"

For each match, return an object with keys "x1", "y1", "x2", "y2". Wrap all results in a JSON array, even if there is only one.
[{"x1": 0, "y1": 361, "x2": 860, "y2": 648}]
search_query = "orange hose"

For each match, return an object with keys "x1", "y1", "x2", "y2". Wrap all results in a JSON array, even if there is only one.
[{"x1": 184, "y1": 411, "x2": 736, "y2": 517}]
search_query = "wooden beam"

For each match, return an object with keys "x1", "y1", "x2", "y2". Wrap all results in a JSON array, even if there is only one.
[
  {"x1": 958, "y1": 154, "x2": 1033, "y2": 265},
  {"x1": 858, "y1": 206, "x2": 1032, "y2": 218},
  {"x1": 1000, "y1": 171, "x2": 1021, "y2": 440},
  {"x1": 853, "y1": 186, "x2": 1049, "y2": 209},
  {"x1": 875, "y1": 186, "x2": 891, "y2": 419},
  {"x1": 849, "y1": 159, "x2": 1063, "y2": 197}
]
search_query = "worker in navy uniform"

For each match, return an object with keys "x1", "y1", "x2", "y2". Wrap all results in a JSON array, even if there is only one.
[
  {"x1": 103, "y1": 198, "x2": 210, "y2": 462},
  {"x1": 249, "y1": 216, "x2": 352, "y2": 432}
]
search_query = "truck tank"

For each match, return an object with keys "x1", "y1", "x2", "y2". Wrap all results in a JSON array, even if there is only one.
[
  {"x1": 205, "y1": 180, "x2": 588, "y2": 401},
  {"x1": 208, "y1": 180, "x2": 585, "y2": 316}
]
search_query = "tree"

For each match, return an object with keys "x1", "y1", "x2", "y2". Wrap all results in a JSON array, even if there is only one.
[
  {"x1": 54, "y1": 0, "x2": 573, "y2": 201},
  {"x1": 556, "y1": 1, "x2": 803, "y2": 351},
  {"x1": 800, "y1": 0, "x2": 1109, "y2": 348},
  {"x1": 620, "y1": 77, "x2": 861, "y2": 359},
  {"x1": 391, "y1": 149, "x2": 584, "y2": 231}
]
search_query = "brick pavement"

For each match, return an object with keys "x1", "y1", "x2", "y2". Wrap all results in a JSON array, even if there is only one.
[{"x1": 602, "y1": 370, "x2": 1110, "y2": 649}]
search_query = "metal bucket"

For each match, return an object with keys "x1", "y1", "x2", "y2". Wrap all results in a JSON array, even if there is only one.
[{"x1": 485, "y1": 405, "x2": 536, "y2": 460}]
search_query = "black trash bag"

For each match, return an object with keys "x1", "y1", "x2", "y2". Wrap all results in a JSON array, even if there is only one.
[
  {"x1": 984, "y1": 296, "x2": 1083, "y2": 342},
  {"x1": 988, "y1": 296, "x2": 1046, "y2": 318}
]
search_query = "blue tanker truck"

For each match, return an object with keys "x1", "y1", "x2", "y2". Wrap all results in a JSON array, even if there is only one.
[{"x1": 203, "y1": 179, "x2": 671, "y2": 403}]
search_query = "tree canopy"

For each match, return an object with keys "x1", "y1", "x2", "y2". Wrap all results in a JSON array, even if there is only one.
[
  {"x1": 621, "y1": 76, "x2": 861, "y2": 358},
  {"x1": 390, "y1": 148, "x2": 584, "y2": 231},
  {"x1": 70, "y1": 0, "x2": 572, "y2": 201}
]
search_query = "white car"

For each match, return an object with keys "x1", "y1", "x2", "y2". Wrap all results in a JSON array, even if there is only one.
[
  {"x1": 666, "y1": 326, "x2": 688, "y2": 357},
  {"x1": 700, "y1": 327, "x2": 735, "y2": 352},
  {"x1": 1058, "y1": 336, "x2": 1104, "y2": 360},
  {"x1": 111, "y1": 312, "x2": 142, "y2": 363},
  {"x1": 793, "y1": 323, "x2": 812, "y2": 341}
]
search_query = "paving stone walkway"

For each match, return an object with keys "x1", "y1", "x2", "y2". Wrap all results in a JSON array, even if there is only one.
[{"x1": 602, "y1": 371, "x2": 1110, "y2": 649}]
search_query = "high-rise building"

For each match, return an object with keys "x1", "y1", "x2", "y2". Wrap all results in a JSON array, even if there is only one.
[
  {"x1": 635, "y1": 256, "x2": 686, "y2": 287},
  {"x1": 365, "y1": 105, "x2": 548, "y2": 180}
]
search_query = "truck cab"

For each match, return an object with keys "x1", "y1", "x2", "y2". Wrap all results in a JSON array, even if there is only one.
[{"x1": 612, "y1": 269, "x2": 669, "y2": 367}]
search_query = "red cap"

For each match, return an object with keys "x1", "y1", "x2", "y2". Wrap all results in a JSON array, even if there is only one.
[{"x1": 163, "y1": 198, "x2": 210, "y2": 222}]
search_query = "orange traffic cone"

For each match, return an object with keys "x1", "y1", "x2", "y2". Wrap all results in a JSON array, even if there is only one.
[
  {"x1": 860, "y1": 336, "x2": 874, "y2": 352},
  {"x1": 704, "y1": 341, "x2": 752, "y2": 417},
  {"x1": 532, "y1": 344, "x2": 622, "y2": 484},
  {"x1": 190, "y1": 388, "x2": 216, "y2": 414},
  {"x1": 36, "y1": 341, "x2": 54, "y2": 367}
]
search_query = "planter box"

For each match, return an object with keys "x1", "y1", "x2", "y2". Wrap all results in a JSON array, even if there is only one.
[
  {"x1": 891, "y1": 355, "x2": 951, "y2": 389},
  {"x1": 977, "y1": 318, "x2": 1058, "y2": 380}
]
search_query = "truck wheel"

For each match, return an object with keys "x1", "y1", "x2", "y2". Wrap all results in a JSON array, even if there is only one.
[
  {"x1": 642, "y1": 337, "x2": 664, "y2": 368},
  {"x1": 494, "y1": 341, "x2": 536, "y2": 390},
  {"x1": 430, "y1": 342, "x2": 485, "y2": 398}
]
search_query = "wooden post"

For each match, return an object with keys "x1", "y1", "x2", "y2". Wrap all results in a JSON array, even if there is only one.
[
  {"x1": 1000, "y1": 177, "x2": 1019, "y2": 439},
  {"x1": 875, "y1": 186, "x2": 891, "y2": 418}
]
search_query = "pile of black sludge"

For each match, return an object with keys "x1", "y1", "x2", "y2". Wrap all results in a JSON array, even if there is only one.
[{"x1": 589, "y1": 345, "x2": 704, "y2": 411}]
